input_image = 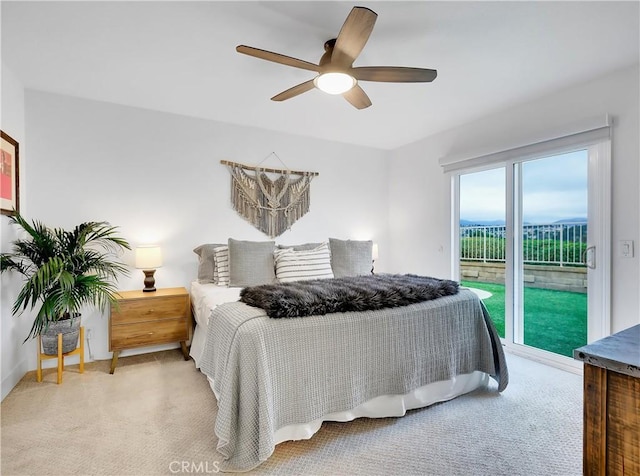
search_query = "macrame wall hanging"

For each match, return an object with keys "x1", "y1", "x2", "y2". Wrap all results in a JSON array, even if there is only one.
[{"x1": 221, "y1": 154, "x2": 319, "y2": 238}]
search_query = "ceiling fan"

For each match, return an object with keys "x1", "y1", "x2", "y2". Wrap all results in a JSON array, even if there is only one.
[{"x1": 236, "y1": 6, "x2": 437, "y2": 109}]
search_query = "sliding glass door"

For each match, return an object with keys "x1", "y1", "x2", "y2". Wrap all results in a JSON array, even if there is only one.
[
  {"x1": 518, "y1": 151, "x2": 588, "y2": 357},
  {"x1": 455, "y1": 145, "x2": 609, "y2": 368}
]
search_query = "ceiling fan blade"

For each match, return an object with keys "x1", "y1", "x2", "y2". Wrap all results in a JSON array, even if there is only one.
[
  {"x1": 271, "y1": 79, "x2": 316, "y2": 102},
  {"x1": 343, "y1": 85, "x2": 372, "y2": 110},
  {"x1": 352, "y1": 66, "x2": 438, "y2": 83},
  {"x1": 236, "y1": 45, "x2": 320, "y2": 73},
  {"x1": 331, "y1": 7, "x2": 378, "y2": 68}
]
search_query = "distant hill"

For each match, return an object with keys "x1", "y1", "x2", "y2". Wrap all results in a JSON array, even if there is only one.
[
  {"x1": 461, "y1": 217, "x2": 587, "y2": 226},
  {"x1": 460, "y1": 219, "x2": 505, "y2": 226},
  {"x1": 553, "y1": 217, "x2": 587, "y2": 224}
]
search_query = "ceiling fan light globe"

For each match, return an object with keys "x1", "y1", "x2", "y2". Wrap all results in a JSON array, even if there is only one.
[{"x1": 314, "y1": 72, "x2": 356, "y2": 95}]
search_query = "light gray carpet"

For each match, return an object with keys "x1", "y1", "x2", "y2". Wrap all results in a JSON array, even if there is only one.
[{"x1": 1, "y1": 350, "x2": 583, "y2": 475}]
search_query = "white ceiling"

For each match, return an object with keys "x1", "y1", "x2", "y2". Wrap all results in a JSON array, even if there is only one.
[{"x1": 2, "y1": 1, "x2": 638, "y2": 150}]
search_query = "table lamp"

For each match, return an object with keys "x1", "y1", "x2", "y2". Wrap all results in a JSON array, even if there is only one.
[{"x1": 135, "y1": 245, "x2": 162, "y2": 292}]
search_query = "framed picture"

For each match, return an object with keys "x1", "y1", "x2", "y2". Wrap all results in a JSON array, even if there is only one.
[{"x1": 1, "y1": 130, "x2": 20, "y2": 215}]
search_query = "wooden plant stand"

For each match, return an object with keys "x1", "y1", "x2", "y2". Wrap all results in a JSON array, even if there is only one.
[{"x1": 36, "y1": 326, "x2": 85, "y2": 384}]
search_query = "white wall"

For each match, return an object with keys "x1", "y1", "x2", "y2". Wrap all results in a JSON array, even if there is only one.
[
  {"x1": 19, "y1": 91, "x2": 389, "y2": 370},
  {"x1": 1, "y1": 62, "x2": 29, "y2": 400},
  {"x1": 388, "y1": 64, "x2": 640, "y2": 334}
]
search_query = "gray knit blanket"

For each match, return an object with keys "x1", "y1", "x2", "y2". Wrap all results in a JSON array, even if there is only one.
[
  {"x1": 200, "y1": 289, "x2": 508, "y2": 472},
  {"x1": 239, "y1": 273, "x2": 459, "y2": 318}
]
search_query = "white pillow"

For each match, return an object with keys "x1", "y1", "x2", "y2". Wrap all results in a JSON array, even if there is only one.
[
  {"x1": 274, "y1": 243, "x2": 334, "y2": 283},
  {"x1": 213, "y1": 246, "x2": 230, "y2": 286}
]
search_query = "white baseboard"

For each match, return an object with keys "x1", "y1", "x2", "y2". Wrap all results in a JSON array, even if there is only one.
[
  {"x1": 1, "y1": 357, "x2": 28, "y2": 401},
  {"x1": 92, "y1": 342, "x2": 180, "y2": 361},
  {"x1": 504, "y1": 345, "x2": 584, "y2": 375}
]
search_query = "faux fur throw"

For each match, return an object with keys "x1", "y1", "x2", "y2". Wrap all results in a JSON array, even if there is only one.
[{"x1": 239, "y1": 273, "x2": 459, "y2": 319}]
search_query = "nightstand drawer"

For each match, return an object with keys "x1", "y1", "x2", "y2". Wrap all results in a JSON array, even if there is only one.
[
  {"x1": 111, "y1": 318, "x2": 189, "y2": 350},
  {"x1": 111, "y1": 295, "x2": 188, "y2": 325}
]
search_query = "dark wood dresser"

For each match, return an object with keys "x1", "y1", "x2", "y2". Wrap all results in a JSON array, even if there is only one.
[{"x1": 574, "y1": 325, "x2": 640, "y2": 475}]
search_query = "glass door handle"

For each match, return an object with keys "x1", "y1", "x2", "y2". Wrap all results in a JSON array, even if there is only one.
[{"x1": 583, "y1": 246, "x2": 596, "y2": 269}]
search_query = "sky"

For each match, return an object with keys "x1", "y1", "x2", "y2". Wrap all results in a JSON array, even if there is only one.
[{"x1": 459, "y1": 149, "x2": 588, "y2": 224}]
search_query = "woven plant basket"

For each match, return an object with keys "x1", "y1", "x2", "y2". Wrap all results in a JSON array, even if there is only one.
[{"x1": 41, "y1": 316, "x2": 81, "y2": 355}]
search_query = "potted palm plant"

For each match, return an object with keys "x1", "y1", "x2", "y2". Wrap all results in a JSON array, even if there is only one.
[{"x1": 0, "y1": 212, "x2": 130, "y2": 354}]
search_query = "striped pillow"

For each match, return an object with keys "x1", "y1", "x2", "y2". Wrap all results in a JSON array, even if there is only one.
[
  {"x1": 274, "y1": 243, "x2": 334, "y2": 283},
  {"x1": 213, "y1": 246, "x2": 230, "y2": 286}
]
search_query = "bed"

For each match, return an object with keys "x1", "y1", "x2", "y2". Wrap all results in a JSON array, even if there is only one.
[{"x1": 189, "y1": 278, "x2": 508, "y2": 472}]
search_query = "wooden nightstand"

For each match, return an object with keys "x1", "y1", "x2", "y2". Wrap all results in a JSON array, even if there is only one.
[{"x1": 109, "y1": 287, "x2": 191, "y2": 374}]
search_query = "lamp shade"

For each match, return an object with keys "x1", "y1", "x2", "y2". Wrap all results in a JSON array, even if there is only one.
[{"x1": 135, "y1": 246, "x2": 162, "y2": 270}]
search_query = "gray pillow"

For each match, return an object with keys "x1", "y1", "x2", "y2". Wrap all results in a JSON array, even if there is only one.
[
  {"x1": 329, "y1": 238, "x2": 373, "y2": 277},
  {"x1": 277, "y1": 242, "x2": 323, "y2": 251},
  {"x1": 228, "y1": 238, "x2": 276, "y2": 287},
  {"x1": 193, "y1": 243, "x2": 226, "y2": 283}
]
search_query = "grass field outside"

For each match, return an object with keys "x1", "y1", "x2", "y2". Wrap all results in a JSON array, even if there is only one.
[{"x1": 461, "y1": 280, "x2": 587, "y2": 358}]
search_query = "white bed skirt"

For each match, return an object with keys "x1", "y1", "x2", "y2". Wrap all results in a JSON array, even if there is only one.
[
  {"x1": 192, "y1": 322, "x2": 488, "y2": 444},
  {"x1": 270, "y1": 370, "x2": 488, "y2": 444},
  {"x1": 189, "y1": 322, "x2": 208, "y2": 369}
]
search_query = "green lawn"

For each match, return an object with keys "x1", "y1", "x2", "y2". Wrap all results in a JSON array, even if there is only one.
[{"x1": 461, "y1": 280, "x2": 587, "y2": 358}]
